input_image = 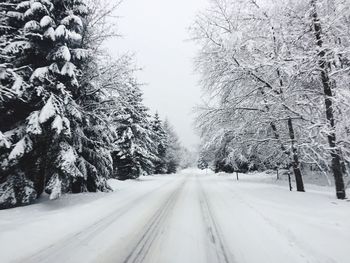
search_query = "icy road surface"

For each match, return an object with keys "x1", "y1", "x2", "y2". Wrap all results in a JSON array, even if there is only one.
[{"x1": 0, "y1": 169, "x2": 349, "y2": 263}]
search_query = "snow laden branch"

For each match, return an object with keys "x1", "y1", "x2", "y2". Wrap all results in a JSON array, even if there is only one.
[{"x1": 192, "y1": 0, "x2": 350, "y2": 198}]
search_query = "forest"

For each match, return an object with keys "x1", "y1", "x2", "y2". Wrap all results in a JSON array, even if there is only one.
[{"x1": 0, "y1": 0, "x2": 187, "y2": 209}]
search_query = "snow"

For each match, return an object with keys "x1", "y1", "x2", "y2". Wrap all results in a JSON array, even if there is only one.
[
  {"x1": 0, "y1": 169, "x2": 349, "y2": 263},
  {"x1": 4, "y1": 40, "x2": 32, "y2": 54},
  {"x1": 24, "y1": 20, "x2": 40, "y2": 32},
  {"x1": 0, "y1": 183, "x2": 16, "y2": 206},
  {"x1": 72, "y1": 48, "x2": 89, "y2": 60},
  {"x1": 26, "y1": 111, "x2": 42, "y2": 135},
  {"x1": 74, "y1": 4, "x2": 89, "y2": 16},
  {"x1": 67, "y1": 30, "x2": 82, "y2": 44},
  {"x1": 61, "y1": 14, "x2": 83, "y2": 28},
  {"x1": 0, "y1": 131, "x2": 12, "y2": 149},
  {"x1": 44, "y1": 27, "x2": 56, "y2": 41},
  {"x1": 53, "y1": 46, "x2": 71, "y2": 62},
  {"x1": 48, "y1": 175, "x2": 62, "y2": 200},
  {"x1": 7, "y1": 11, "x2": 23, "y2": 21},
  {"x1": 39, "y1": 95, "x2": 57, "y2": 124},
  {"x1": 40, "y1": 16, "x2": 54, "y2": 28},
  {"x1": 62, "y1": 117, "x2": 71, "y2": 136},
  {"x1": 11, "y1": 73, "x2": 24, "y2": 96},
  {"x1": 58, "y1": 144, "x2": 78, "y2": 173},
  {"x1": 61, "y1": 62, "x2": 76, "y2": 77},
  {"x1": 16, "y1": 1, "x2": 30, "y2": 11},
  {"x1": 24, "y1": 2, "x2": 47, "y2": 19},
  {"x1": 8, "y1": 136, "x2": 33, "y2": 161},
  {"x1": 51, "y1": 115, "x2": 63, "y2": 134},
  {"x1": 30, "y1": 66, "x2": 49, "y2": 82},
  {"x1": 55, "y1": 25, "x2": 67, "y2": 39}
]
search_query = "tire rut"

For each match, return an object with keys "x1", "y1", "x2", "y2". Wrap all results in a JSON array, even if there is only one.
[
  {"x1": 21, "y1": 180, "x2": 175, "y2": 263},
  {"x1": 122, "y1": 179, "x2": 186, "y2": 263},
  {"x1": 197, "y1": 176, "x2": 234, "y2": 263}
]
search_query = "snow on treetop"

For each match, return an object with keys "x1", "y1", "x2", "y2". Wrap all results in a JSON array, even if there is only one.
[
  {"x1": 72, "y1": 49, "x2": 89, "y2": 60},
  {"x1": 55, "y1": 25, "x2": 67, "y2": 39},
  {"x1": 30, "y1": 66, "x2": 49, "y2": 82},
  {"x1": 7, "y1": 11, "x2": 24, "y2": 21},
  {"x1": 39, "y1": 0, "x2": 54, "y2": 11},
  {"x1": 48, "y1": 63, "x2": 60, "y2": 74},
  {"x1": 40, "y1": 16, "x2": 54, "y2": 28},
  {"x1": 39, "y1": 95, "x2": 58, "y2": 124},
  {"x1": 24, "y1": 20, "x2": 41, "y2": 32},
  {"x1": 8, "y1": 136, "x2": 33, "y2": 161},
  {"x1": 47, "y1": 175, "x2": 62, "y2": 200},
  {"x1": 24, "y1": 2, "x2": 48, "y2": 19},
  {"x1": 74, "y1": 4, "x2": 89, "y2": 16},
  {"x1": 26, "y1": 111, "x2": 42, "y2": 135},
  {"x1": 61, "y1": 14, "x2": 83, "y2": 29},
  {"x1": 57, "y1": 143, "x2": 84, "y2": 179},
  {"x1": 67, "y1": 31, "x2": 82, "y2": 44},
  {"x1": 0, "y1": 131, "x2": 12, "y2": 149},
  {"x1": 52, "y1": 115, "x2": 63, "y2": 135},
  {"x1": 53, "y1": 46, "x2": 71, "y2": 62},
  {"x1": 44, "y1": 27, "x2": 56, "y2": 41},
  {"x1": 16, "y1": 1, "x2": 31, "y2": 11},
  {"x1": 61, "y1": 62, "x2": 76, "y2": 77},
  {"x1": 11, "y1": 73, "x2": 24, "y2": 96}
]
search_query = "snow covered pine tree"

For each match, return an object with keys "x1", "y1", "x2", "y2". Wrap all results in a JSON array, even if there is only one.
[
  {"x1": 112, "y1": 84, "x2": 158, "y2": 180},
  {"x1": 163, "y1": 120, "x2": 181, "y2": 174},
  {"x1": 0, "y1": 0, "x2": 111, "y2": 209},
  {"x1": 151, "y1": 113, "x2": 168, "y2": 174}
]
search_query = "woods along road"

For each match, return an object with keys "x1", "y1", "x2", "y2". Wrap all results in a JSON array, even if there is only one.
[{"x1": 0, "y1": 170, "x2": 349, "y2": 263}]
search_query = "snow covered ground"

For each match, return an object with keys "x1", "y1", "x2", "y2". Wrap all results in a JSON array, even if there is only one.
[{"x1": 0, "y1": 169, "x2": 349, "y2": 263}]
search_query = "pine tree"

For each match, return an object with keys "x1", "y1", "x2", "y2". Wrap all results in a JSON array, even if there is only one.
[
  {"x1": 111, "y1": 83, "x2": 158, "y2": 180},
  {"x1": 0, "y1": 0, "x2": 111, "y2": 209},
  {"x1": 151, "y1": 113, "x2": 168, "y2": 174},
  {"x1": 163, "y1": 120, "x2": 181, "y2": 174}
]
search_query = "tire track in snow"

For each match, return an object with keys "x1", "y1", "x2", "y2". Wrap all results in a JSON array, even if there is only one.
[
  {"x1": 196, "y1": 175, "x2": 235, "y2": 263},
  {"x1": 21, "y1": 179, "x2": 176, "y2": 263},
  {"x1": 122, "y1": 179, "x2": 186, "y2": 263}
]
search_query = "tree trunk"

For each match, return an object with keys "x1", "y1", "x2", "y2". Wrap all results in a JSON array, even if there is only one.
[
  {"x1": 260, "y1": 82, "x2": 305, "y2": 191},
  {"x1": 287, "y1": 118, "x2": 305, "y2": 192},
  {"x1": 257, "y1": 2, "x2": 305, "y2": 192},
  {"x1": 288, "y1": 171, "x2": 293, "y2": 191},
  {"x1": 310, "y1": 0, "x2": 346, "y2": 199}
]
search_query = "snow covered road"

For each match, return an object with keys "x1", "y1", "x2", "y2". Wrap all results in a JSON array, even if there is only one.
[{"x1": 0, "y1": 169, "x2": 349, "y2": 263}]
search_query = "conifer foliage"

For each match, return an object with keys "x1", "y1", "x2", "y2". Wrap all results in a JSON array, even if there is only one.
[
  {"x1": 163, "y1": 120, "x2": 182, "y2": 174},
  {"x1": 151, "y1": 113, "x2": 168, "y2": 174},
  {"x1": 111, "y1": 84, "x2": 158, "y2": 180},
  {"x1": 0, "y1": 0, "x2": 108, "y2": 209}
]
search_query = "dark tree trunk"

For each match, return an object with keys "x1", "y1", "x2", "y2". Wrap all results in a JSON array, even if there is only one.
[
  {"x1": 260, "y1": 88, "x2": 305, "y2": 192},
  {"x1": 288, "y1": 171, "x2": 293, "y2": 191},
  {"x1": 287, "y1": 118, "x2": 305, "y2": 192},
  {"x1": 310, "y1": 0, "x2": 346, "y2": 199}
]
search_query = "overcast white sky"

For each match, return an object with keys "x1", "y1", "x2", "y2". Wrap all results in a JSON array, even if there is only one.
[{"x1": 106, "y1": 0, "x2": 208, "y2": 150}]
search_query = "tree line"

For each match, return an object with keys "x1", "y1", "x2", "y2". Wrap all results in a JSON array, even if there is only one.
[
  {"x1": 192, "y1": 0, "x2": 350, "y2": 199},
  {"x1": 0, "y1": 0, "x2": 183, "y2": 209}
]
